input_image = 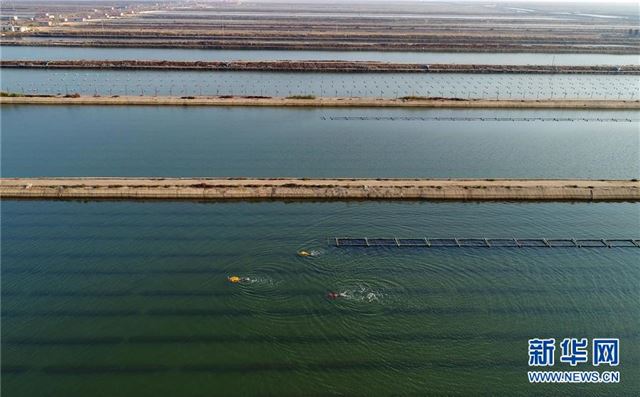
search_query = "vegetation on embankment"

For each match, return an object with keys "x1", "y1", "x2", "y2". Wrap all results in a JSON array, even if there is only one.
[{"x1": 286, "y1": 95, "x2": 316, "y2": 100}]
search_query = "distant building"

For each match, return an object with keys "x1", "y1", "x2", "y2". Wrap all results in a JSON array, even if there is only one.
[
  {"x1": 34, "y1": 18, "x2": 53, "y2": 26},
  {"x1": 1, "y1": 25, "x2": 29, "y2": 32}
]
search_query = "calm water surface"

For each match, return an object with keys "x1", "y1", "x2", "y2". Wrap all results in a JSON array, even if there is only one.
[
  {"x1": 3, "y1": 68, "x2": 638, "y2": 100},
  {"x1": 2, "y1": 45, "x2": 639, "y2": 65},
  {"x1": 2, "y1": 200, "x2": 639, "y2": 396},
  {"x1": 2, "y1": 48, "x2": 639, "y2": 395},
  {"x1": 2, "y1": 106, "x2": 638, "y2": 179}
]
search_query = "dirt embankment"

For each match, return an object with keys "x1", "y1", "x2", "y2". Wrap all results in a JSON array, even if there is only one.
[
  {"x1": 1, "y1": 178, "x2": 638, "y2": 201},
  {"x1": 2, "y1": 60, "x2": 639, "y2": 74},
  {"x1": 1, "y1": 94, "x2": 639, "y2": 110}
]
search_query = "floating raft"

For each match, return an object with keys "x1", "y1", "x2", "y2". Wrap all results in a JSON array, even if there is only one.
[{"x1": 332, "y1": 238, "x2": 640, "y2": 248}]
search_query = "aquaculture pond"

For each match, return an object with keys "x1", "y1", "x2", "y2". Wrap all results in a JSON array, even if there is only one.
[
  {"x1": 2, "y1": 106, "x2": 638, "y2": 179},
  {"x1": 2, "y1": 200, "x2": 639, "y2": 397},
  {"x1": 2, "y1": 68, "x2": 639, "y2": 100},
  {"x1": 2, "y1": 45, "x2": 639, "y2": 65}
]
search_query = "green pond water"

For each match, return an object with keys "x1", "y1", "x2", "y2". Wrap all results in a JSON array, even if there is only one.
[
  {"x1": 1, "y1": 91, "x2": 639, "y2": 395},
  {"x1": 1, "y1": 200, "x2": 639, "y2": 396}
]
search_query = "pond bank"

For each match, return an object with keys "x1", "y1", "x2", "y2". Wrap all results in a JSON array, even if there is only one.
[
  {"x1": 2, "y1": 95, "x2": 639, "y2": 109},
  {"x1": 2, "y1": 178, "x2": 638, "y2": 201}
]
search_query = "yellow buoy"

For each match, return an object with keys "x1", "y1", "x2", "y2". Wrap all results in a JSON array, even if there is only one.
[
  {"x1": 298, "y1": 250, "x2": 311, "y2": 257},
  {"x1": 228, "y1": 276, "x2": 241, "y2": 283}
]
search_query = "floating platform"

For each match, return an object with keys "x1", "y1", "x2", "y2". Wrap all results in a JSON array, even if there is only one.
[{"x1": 332, "y1": 237, "x2": 640, "y2": 248}]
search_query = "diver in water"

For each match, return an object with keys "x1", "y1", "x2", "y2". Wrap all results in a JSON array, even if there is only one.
[
  {"x1": 228, "y1": 276, "x2": 252, "y2": 284},
  {"x1": 326, "y1": 291, "x2": 348, "y2": 300}
]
